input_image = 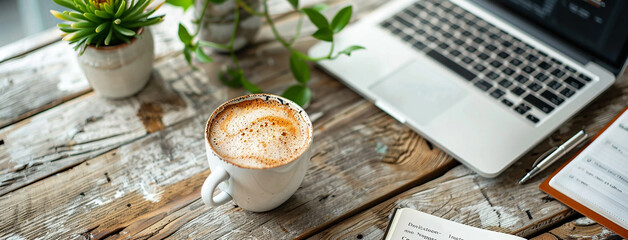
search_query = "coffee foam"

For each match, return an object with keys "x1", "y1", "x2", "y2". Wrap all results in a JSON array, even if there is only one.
[{"x1": 209, "y1": 98, "x2": 311, "y2": 169}]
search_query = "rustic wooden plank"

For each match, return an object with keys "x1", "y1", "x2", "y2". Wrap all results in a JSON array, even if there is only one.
[
  {"x1": 531, "y1": 216, "x2": 622, "y2": 240},
  {"x1": 0, "y1": 28, "x2": 61, "y2": 64},
  {"x1": 312, "y1": 75, "x2": 628, "y2": 239},
  {"x1": 0, "y1": 58, "x2": 455, "y2": 239},
  {"x1": 0, "y1": 5, "x2": 185, "y2": 129}
]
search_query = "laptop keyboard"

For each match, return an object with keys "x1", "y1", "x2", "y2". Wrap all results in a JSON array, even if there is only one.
[{"x1": 379, "y1": 0, "x2": 593, "y2": 124}]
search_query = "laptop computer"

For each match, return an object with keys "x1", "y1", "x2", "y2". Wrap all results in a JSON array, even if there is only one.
[{"x1": 309, "y1": 0, "x2": 628, "y2": 177}]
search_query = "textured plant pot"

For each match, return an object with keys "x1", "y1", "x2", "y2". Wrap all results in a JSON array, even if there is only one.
[
  {"x1": 195, "y1": 0, "x2": 261, "y2": 51},
  {"x1": 77, "y1": 28, "x2": 154, "y2": 99}
]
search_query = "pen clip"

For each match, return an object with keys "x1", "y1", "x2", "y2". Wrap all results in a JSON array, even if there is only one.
[{"x1": 532, "y1": 146, "x2": 557, "y2": 168}]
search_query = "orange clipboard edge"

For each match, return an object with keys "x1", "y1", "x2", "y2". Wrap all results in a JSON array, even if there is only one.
[{"x1": 539, "y1": 105, "x2": 628, "y2": 239}]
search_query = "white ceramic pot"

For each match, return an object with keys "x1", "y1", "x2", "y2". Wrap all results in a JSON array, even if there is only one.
[
  {"x1": 77, "y1": 28, "x2": 154, "y2": 99},
  {"x1": 195, "y1": 0, "x2": 261, "y2": 51}
]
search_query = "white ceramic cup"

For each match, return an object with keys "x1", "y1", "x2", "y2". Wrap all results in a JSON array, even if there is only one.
[{"x1": 201, "y1": 94, "x2": 313, "y2": 212}]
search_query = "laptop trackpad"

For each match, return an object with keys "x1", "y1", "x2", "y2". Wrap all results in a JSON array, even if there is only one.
[{"x1": 369, "y1": 60, "x2": 467, "y2": 125}]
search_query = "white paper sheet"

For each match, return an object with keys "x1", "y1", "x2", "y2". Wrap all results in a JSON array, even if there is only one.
[
  {"x1": 384, "y1": 208, "x2": 525, "y2": 240},
  {"x1": 550, "y1": 110, "x2": 628, "y2": 230}
]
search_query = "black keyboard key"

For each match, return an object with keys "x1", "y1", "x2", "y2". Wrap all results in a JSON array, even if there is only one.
[
  {"x1": 510, "y1": 58, "x2": 523, "y2": 66},
  {"x1": 381, "y1": 21, "x2": 392, "y2": 28},
  {"x1": 402, "y1": 34, "x2": 413, "y2": 41},
  {"x1": 490, "y1": 60, "x2": 502, "y2": 68},
  {"x1": 540, "y1": 90, "x2": 564, "y2": 106},
  {"x1": 450, "y1": 49, "x2": 461, "y2": 56},
  {"x1": 523, "y1": 66, "x2": 534, "y2": 74},
  {"x1": 391, "y1": 28, "x2": 402, "y2": 34},
  {"x1": 501, "y1": 40, "x2": 513, "y2": 47},
  {"x1": 490, "y1": 89, "x2": 505, "y2": 98},
  {"x1": 579, "y1": 73, "x2": 592, "y2": 82},
  {"x1": 550, "y1": 58, "x2": 562, "y2": 65},
  {"x1": 511, "y1": 86, "x2": 526, "y2": 96},
  {"x1": 466, "y1": 45, "x2": 477, "y2": 53},
  {"x1": 454, "y1": 39, "x2": 465, "y2": 45},
  {"x1": 486, "y1": 71, "x2": 499, "y2": 80},
  {"x1": 473, "y1": 37, "x2": 484, "y2": 44},
  {"x1": 526, "y1": 54, "x2": 538, "y2": 62},
  {"x1": 498, "y1": 51, "x2": 509, "y2": 59},
  {"x1": 416, "y1": 28, "x2": 426, "y2": 35},
  {"x1": 534, "y1": 73, "x2": 549, "y2": 82},
  {"x1": 474, "y1": 80, "x2": 493, "y2": 91},
  {"x1": 431, "y1": 25, "x2": 441, "y2": 32},
  {"x1": 474, "y1": 64, "x2": 486, "y2": 72},
  {"x1": 426, "y1": 50, "x2": 476, "y2": 81},
  {"x1": 478, "y1": 52, "x2": 490, "y2": 60},
  {"x1": 486, "y1": 44, "x2": 497, "y2": 51},
  {"x1": 528, "y1": 82, "x2": 542, "y2": 92},
  {"x1": 538, "y1": 61, "x2": 551, "y2": 70},
  {"x1": 442, "y1": 32, "x2": 453, "y2": 38},
  {"x1": 515, "y1": 74, "x2": 528, "y2": 84},
  {"x1": 526, "y1": 114, "x2": 540, "y2": 123},
  {"x1": 514, "y1": 47, "x2": 525, "y2": 54},
  {"x1": 502, "y1": 99, "x2": 514, "y2": 107},
  {"x1": 394, "y1": 16, "x2": 413, "y2": 27},
  {"x1": 565, "y1": 65, "x2": 576, "y2": 73},
  {"x1": 538, "y1": 51, "x2": 547, "y2": 57},
  {"x1": 438, "y1": 42, "x2": 449, "y2": 49},
  {"x1": 450, "y1": 24, "x2": 460, "y2": 30},
  {"x1": 462, "y1": 57, "x2": 474, "y2": 64},
  {"x1": 514, "y1": 103, "x2": 531, "y2": 114},
  {"x1": 564, "y1": 76, "x2": 585, "y2": 89},
  {"x1": 551, "y1": 69, "x2": 565, "y2": 78},
  {"x1": 548, "y1": 80, "x2": 562, "y2": 90},
  {"x1": 489, "y1": 33, "x2": 500, "y2": 40},
  {"x1": 499, "y1": 79, "x2": 513, "y2": 88},
  {"x1": 413, "y1": 41, "x2": 427, "y2": 50},
  {"x1": 477, "y1": 27, "x2": 488, "y2": 33},
  {"x1": 560, "y1": 87, "x2": 576, "y2": 98},
  {"x1": 502, "y1": 67, "x2": 515, "y2": 76},
  {"x1": 524, "y1": 94, "x2": 554, "y2": 113},
  {"x1": 462, "y1": 30, "x2": 472, "y2": 37},
  {"x1": 427, "y1": 36, "x2": 437, "y2": 42},
  {"x1": 404, "y1": 9, "x2": 418, "y2": 18}
]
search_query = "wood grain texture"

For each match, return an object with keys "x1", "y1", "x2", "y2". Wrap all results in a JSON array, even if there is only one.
[
  {"x1": 0, "y1": 5, "x2": 185, "y2": 129},
  {"x1": 313, "y1": 76, "x2": 628, "y2": 239},
  {"x1": 531, "y1": 217, "x2": 623, "y2": 240}
]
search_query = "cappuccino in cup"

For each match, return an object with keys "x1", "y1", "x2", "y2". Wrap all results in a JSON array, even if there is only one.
[
  {"x1": 208, "y1": 98, "x2": 311, "y2": 169},
  {"x1": 201, "y1": 94, "x2": 313, "y2": 212}
]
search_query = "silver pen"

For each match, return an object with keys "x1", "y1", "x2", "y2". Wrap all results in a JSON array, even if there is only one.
[{"x1": 518, "y1": 130, "x2": 589, "y2": 184}]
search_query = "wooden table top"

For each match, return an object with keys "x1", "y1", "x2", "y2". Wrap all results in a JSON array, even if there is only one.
[{"x1": 1, "y1": 1, "x2": 626, "y2": 239}]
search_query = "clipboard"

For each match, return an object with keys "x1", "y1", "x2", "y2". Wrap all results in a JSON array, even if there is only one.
[{"x1": 539, "y1": 105, "x2": 628, "y2": 239}]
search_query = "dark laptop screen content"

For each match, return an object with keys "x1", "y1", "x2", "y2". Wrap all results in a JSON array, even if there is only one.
[{"x1": 498, "y1": 0, "x2": 628, "y2": 71}]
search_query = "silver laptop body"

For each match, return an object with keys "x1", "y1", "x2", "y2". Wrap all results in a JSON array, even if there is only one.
[{"x1": 310, "y1": 0, "x2": 628, "y2": 177}]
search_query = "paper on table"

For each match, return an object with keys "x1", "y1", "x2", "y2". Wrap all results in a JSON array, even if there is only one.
[
  {"x1": 384, "y1": 208, "x2": 525, "y2": 240},
  {"x1": 549, "y1": 111, "x2": 628, "y2": 230}
]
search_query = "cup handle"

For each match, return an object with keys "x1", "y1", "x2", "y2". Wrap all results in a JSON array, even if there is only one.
[{"x1": 201, "y1": 166, "x2": 232, "y2": 207}]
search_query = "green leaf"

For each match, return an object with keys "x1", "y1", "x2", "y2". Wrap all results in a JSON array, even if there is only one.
[
  {"x1": 165, "y1": 0, "x2": 194, "y2": 11},
  {"x1": 178, "y1": 23, "x2": 192, "y2": 45},
  {"x1": 331, "y1": 6, "x2": 352, "y2": 33},
  {"x1": 302, "y1": 8, "x2": 329, "y2": 30},
  {"x1": 113, "y1": 24, "x2": 136, "y2": 36},
  {"x1": 52, "y1": 0, "x2": 81, "y2": 12},
  {"x1": 198, "y1": 40, "x2": 229, "y2": 50},
  {"x1": 281, "y1": 85, "x2": 312, "y2": 107},
  {"x1": 211, "y1": 0, "x2": 228, "y2": 3},
  {"x1": 94, "y1": 10, "x2": 110, "y2": 18},
  {"x1": 218, "y1": 68, "x2": 243, "y2": 88},
  {"x1": 311, "y1": 3, "x2": 328, "y2": 12},
  {"x1": 114, "y1": 0, "x2": 126, "y2": 18},
  {"x1": 104, "y1": 26, "x2": 113, "y2": 45},
  {"x1": 95, "y1": 22, "x2": 109, "y2": 33},
  {"x1": 240, "y1": 77, "x2": 263, "y2": 93},
  {"x1": 195, "y1": 47, "x2": 213, "y2": 63},
  {"x1": 335, "y1": 45, "x2": 365, "y2": 57},
  {"x1": 312, "y1": 28, "x2": 333, "y2": 42},
  {"x1": 183, "y1": 46, "x2": 193, "y2": 65},
  {"x1": 289, "y1": 53, "x2": 310, "y2": 84},
  {"x1": 287, "y1": 0, "x2": 298, "y2": 9}
]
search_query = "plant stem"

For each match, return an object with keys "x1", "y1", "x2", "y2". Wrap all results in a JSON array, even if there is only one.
[
  {"x1": 229, "y1": 3, "x2": 241, "y2": 69},
  {"x1": 235, "y1": 0, "x2": 264, "y2": 16},
  {"x1": 288, "y1": 15, "x2": 303, "y2": 46},
  {"x1": 194, "y1": 0, "x2": 212, "y2": 37},
  {"x1": 261, "y1": 0, "x2": 330, "y2": 62}
]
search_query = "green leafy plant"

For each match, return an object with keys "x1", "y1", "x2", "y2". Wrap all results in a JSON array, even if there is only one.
[
  {"x1": 51, "y1": 0, "x2": 165, "y2": 53},
  {"x1": 168, "y1": 0, "x2": 364, "y2": 107}
]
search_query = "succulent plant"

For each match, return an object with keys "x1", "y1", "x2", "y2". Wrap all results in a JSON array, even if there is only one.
[{"x1": 51, "y1": 0, "x2": 165, "y2": 53}]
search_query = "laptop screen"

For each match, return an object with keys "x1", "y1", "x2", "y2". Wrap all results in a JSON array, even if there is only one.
[{"x1": 498, "y1": 0, "x2": 628, "y2": 73}]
